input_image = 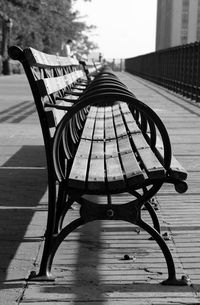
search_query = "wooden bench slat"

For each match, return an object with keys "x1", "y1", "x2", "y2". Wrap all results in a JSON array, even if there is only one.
[
  {"x1": 105, "y1": 107, "x2": 115, "y2": 139},
  {"x1": 37, "y1": 75, "x2": 74, "y2": 96},
  {"x1": 104, "y1": 106, "x2": 112, "y2": 118},
  {"x1": 105, "y1": 140, "x2": 118, "y2": 158},
  {"x1": 117, "y1": 136, "x2": 132, "y2": 155},
  {"x1": 45, "y1": 100, "x2": 71, "y2": 127},
  {"x1": 120, "y1": 153, "x2": 145, "y2": 186},
  {"x1": 106, "y1": 156, "x2": 126, "y2": 191},
  {"x1": 68, "y1": 156, "x2": 89, "y2": 189},
  {"x1": 96, "y1": 107, "x2": 105, "y2": 118},
  {"x1": 119, "y1": 102, "x2": 129, "y2": 111},
  {"x1": 25, "y1": 47, "x2": 78, "y2": 67},
  {"x1": 68, "y1": 139, "x2": 92, "y2": 189},
  {"x1": 168, "y1": 155, "x2": 188, "y2": 180},
  {"x1": 81, "y1": 107, "x2": 97, "y2": 140},
  {"x1": 136, "y1": 147, "x2": 165, "y2": 178},
  {"x1": 117, "y1": 136, "x2": 145, "y2": 183},
  {"x1": 131, "y1": 133, "x2": 150, "y2": 150},
  {"x1": 129, "y1": 132, "x2": 166, "y2": 179},
  {"x1": 87, "y1": 106, "x2": 98, "y2": 118},
  {"x1": 104, "y1": 137, "x2": 125, "y2": 191},
  {"x1": 112, "y1": 106, "x2": 128, "y2": 138},
  {"x1": 129, "y1": 127, "x2": 165, "y2": 178},
  {"x1": 156, "y1": 146, "x2": 187, "y2": 180},
  {"x1": 121, "y1": 108, "x2": 141, "y2": 134},
  {"x1": 93, "y1": 118, "x2": 104, "y2": 140},
  {"x1": 90, "y1": 107, "x2": 104, "y2": 140},
  {"x1": 82, "y1": 121, "x2": 105, "y2": 191},
  {"x1": 81, "y1": 117, "x2": 96, "y2": 140},
  {"x1": 124, "y1": 117, "x2": 141, "y2": 134},
  {"x1": 87, "y1": 157, "x2": 105, "y2": 192},
  {"x1": 90, "y1": 141, "x2": 104, "y2": 159},
  {"x1": 114, "y1": 122, "x2": 127, "y2": 138},
  {"x1": 120, "y1": 108, "x2": 166, "y2": 179},
  {"x1": 51, "y1": 108, "x2": 65, "y2": 126},
  {"x1": 75, "y1": 138, "x2": 92, "y2": 158},
  {"x1": 105, "y1": 117, "x2": 116, "y2": 139},
  {"x1": 154, "y1": 136, "x2": 187, "y2": 180},
  {"x1": 106, "y1": 105, "x2": 145, "y2": 188}
]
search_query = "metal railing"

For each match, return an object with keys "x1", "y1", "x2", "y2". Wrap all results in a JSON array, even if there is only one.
[{"x1": 125, "y1": 42, "x2": 200, "y2": 102}]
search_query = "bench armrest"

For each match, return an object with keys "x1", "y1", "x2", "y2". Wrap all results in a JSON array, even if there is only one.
[{"x1": 53, "y1": 92, "x2": 172, "y2": 181}]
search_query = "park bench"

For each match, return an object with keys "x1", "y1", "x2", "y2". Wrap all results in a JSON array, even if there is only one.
[
  {"x1": 80, "y1": 58, "x2": 102, "y2": 81},
  {"x1": 9, "y1": 46, "x2": 189, "y2": 286}
]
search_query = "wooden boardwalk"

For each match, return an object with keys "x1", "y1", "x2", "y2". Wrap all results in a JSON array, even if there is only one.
[{"x1": 0, "y1": 73, "x2": 200, "y2": 304}]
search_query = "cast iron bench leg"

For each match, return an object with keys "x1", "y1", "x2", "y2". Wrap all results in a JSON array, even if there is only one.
[
  {"x1": 138, "y1": 219, "x2": 190, "y2": 286},
  {"x1": 29, "y1": 218, "x2": 84, "y2": 281},
  {"x1": 144, "y1": 201, "x2": 160, "y2": 233}
]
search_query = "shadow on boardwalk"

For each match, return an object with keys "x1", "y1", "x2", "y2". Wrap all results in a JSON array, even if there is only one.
[{"x1": 0, "y1": 146, "x2": 47, "y2": 291}]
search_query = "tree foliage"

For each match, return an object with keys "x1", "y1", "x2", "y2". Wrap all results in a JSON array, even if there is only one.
[{"x1": 0, "y1": 0, "x2": 97, "y2": 55}]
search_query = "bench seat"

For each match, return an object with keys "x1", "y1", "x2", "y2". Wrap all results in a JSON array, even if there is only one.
[{"x1": 68, "y1": 102, "x2": 186, "y2": 193}]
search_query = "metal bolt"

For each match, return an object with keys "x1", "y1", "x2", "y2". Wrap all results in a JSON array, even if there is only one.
[{"x1": 107, "y1": 209, "x2": 114, "y2": 218}]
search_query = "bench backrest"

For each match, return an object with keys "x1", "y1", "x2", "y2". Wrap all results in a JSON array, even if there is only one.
[
  {"x1": 80, "y1": 59, "x2": 102, "y2": 81},
  {"x1": 8, "y1": 46, "x2": 88, "y2": 173}
]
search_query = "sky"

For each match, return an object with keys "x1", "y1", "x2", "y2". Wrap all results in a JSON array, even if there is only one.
[{"x1": 73, "y1": 0, "x2": 157, "y2": 59}]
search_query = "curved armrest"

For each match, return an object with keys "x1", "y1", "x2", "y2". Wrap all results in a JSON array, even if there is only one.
[{"x1": 53, "y1": 91, "x2": 172, "y2": 182}]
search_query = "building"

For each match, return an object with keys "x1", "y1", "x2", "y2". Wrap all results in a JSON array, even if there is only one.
[{"x1": 156, "y1": 0, "x2": 200, "y2": 50}]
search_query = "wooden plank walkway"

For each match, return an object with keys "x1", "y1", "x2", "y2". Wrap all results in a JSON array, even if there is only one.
[{"x1": 0, "y1": 73, "x2": 200, "y2": 304}]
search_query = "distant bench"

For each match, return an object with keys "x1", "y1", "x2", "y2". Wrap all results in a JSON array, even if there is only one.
[
  {"x1": 80, "y1": 59, "x2": 102, "y2": 81},
  {"x1": 9, "y1": 46, "x2": 189, "y2": 286}
]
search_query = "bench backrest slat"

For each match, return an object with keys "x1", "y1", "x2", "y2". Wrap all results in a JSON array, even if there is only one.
[
  {"x1": 37, "y1": 76, "x2": 68, "y2": 96},
  {"x1": 24, "y1": 47, "x2": 79, "y2": 67},
  {"x1": 22, "y1": 47, "x2": 87, "y2": 135}
]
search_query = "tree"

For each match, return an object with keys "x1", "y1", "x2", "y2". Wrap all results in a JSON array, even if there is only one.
[
  {"x1": 0, "y1": 0, "x2": 97, "y2": 71},
  {"x1": 0, "y1": 11, "x2": 13, "y2": 74}
]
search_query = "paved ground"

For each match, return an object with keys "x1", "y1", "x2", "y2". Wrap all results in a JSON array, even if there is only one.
[{"x1": 0, "y1": 73, "x2": 200, "y2": 304}]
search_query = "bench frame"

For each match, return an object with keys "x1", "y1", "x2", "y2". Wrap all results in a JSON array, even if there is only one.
[{"x1": 9, "y1": 46, "x2": 189, "y2": 286}]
